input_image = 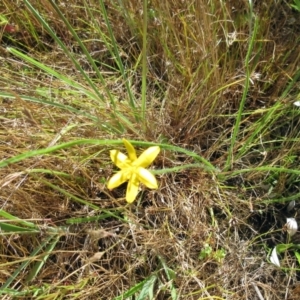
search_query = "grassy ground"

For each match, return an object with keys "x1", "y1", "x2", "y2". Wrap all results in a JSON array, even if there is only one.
[{"x1": 1, "y1": 0, "x2": 300, "y2": 299}]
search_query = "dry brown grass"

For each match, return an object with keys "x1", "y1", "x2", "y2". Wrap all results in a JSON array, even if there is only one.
[{"x1": 1, "y1": 0, "x2": 300, "y2": 299}]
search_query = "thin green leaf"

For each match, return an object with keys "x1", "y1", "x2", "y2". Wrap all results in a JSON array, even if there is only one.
[
  {"x1": 113, "y1": 278, "x2": 149, "y2": 300},
  {"x1": 0, "y1": 234, "x2": 55, "y2": 291},
  {"x1": 0, "y1": 288, "x2": 32, "y2": 297},
  {"x1": 225, "y1": 12, "x2": 259, "y2": 170},
  {"x1": 294, "y1": 251, "x2": 300, "y2": 265},
  {"x1": 98, "y1": 0, "x2": 136, "y2": 111},
  {"x1": 7, "y1": 48, "x2": 96, "y2": 100},
  {"x1": 0, "y1": 210, "x2": 37, "y2": 229},
  {"x1": 25, "y1": 169, "x2": 83, "y2": 181},
  {"x1": 223, "y1": 166, "x2": 300, "y2": 179},
  {"x1": 0, "y1": 139, "x2": 217, "y2": 173},
  {"x1": 66, "y1": 211, "x2": 124, "y2": 224},
  {"x1": 39, "y1": 178, "x2": 99, "y2": 210},
  {"x1": 277, "y1": 244, "x2": 293, "y2": 253},
  {"x1": 0, "y1": 223, "x2": 39, "y2": 234},
  {"x1": 0, "y1": 91, "x2": 121, "y2": 134},
  {"x1": 137, "y1": 275, "x2": 157, "y2": 300},
  {"x1": 25, "y1": 235, "x2": 60, "y2": 283},
  {"x1": 158, "y1": 255, "x2": 178, "y2": 300},
  {"x1": 141, "y1": 0, "x2": 148, "y2": 125},
  {"x1": 23, "y1": 0, "x2": 107, "y2": 105}
]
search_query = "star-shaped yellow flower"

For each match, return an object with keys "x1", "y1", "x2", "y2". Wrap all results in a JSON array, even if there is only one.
[{"x1": 107, "y1": 139, "x2": 160, "y2": 203}]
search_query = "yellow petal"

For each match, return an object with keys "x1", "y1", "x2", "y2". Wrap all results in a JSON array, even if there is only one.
[
  {"x1": 135, "y1": 146, "x2": 160, "y2": 168},
  {"x1": 126, "y1": 174, "x2": 140, "y2": 203},
  {"x1": 137, "y1": 167, "x2": 158, "y2": 189},
  {"x1": 110, "y1": 150, "x2": 130, "y2": 169},
  {"x1": 107, "y1": 171, "x2": 128, "y2": 190},
  {"x1": 123, "y1": 139, "x2": 137, "y2": 161}
]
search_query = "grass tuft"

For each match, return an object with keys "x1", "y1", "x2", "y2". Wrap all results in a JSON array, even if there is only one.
[{"x1": 1, "y1": 0, "x2": 300, "y2": 299}]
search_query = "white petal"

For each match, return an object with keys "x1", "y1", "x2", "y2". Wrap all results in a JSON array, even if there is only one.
[
  {"x1": 270, "y1": 247, "x2": 280, "y2": 267},
  {"x1": 286, "y1": 218, "x2": 298, "y2": 236}
]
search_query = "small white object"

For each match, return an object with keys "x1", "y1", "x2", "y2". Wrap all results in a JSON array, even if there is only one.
[
  {"x1": 287, "y1": 200, "x2": 295, "y2": 212},
  {"x1": 293, "y1": 101, "x2": 300, "y2": 107},
  {"x1": 270, "y1": 247, "x2": 280, "y2": 267},
  {"x1": 286, "y1": 218, "x2": 298, "y2": 236}
]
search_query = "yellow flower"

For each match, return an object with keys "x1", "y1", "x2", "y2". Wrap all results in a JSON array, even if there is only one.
[{"x1": 107, "y1": 139, "x2": 160, "y2": 203}]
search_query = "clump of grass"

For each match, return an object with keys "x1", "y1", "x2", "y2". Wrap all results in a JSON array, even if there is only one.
[{"x1": 1, "y1": 0, "x2": 300, "y2": 299}]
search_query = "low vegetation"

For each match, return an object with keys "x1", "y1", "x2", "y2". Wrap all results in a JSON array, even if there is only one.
[{"x1": 1, "y1": 0, "x2": 300, "y2": 299}]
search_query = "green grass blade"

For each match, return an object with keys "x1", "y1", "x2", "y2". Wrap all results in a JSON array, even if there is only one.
[
  {"x1": 291, "y1": 0, "x2": 300, "y2": 11},
  {"x1": 7, "y1": 48, "x2": 96, "y2": 100},
  {"x1": 158, "y1": 255, "x2": 178, "y2": 300},
  {"x1": 0, "y1": 288, "x2": 31, "y2": 297},
  {"x1": 152, "y1": 163, "x2": 215, "y2": 175},
  {"x1": 113, "y1": 277, "x2": 153, "y2": 300},
  {"x1": 0, "y1": 91, "x2": 122, "y2": 134},
  {"x1": 282, "y1": 66, "x2": 300, "y2": 98},
  {"x1": 225, "y1": 13, "x2": 259, "y2": 170},
  {"x1": 0, "y1": 139, "x2": 216, "y2": 173},
  {"x1": 39, "y1": 178, "x2": 99, "y2": 210},
  {"x1": 0, "y1": 139, "x2": 111, "y2": 168},
  {"x1": 25, "y1": 235, "x2": 60, "y2": 283},
  {"x1": 23, "y1": 0, "x2": 107, "y2": 105},
  {"x1": 66, "y1": 211, "x2": 124, "y2": 224},
  {"x1": 294, "y1": 251, "x2": 300, "y2": 265},
  {"x1": 97, "y1": 0, "x2": 136, "y2": 111},
  {"x1": 223, "y1": 165, "x2": 300, "y2": 179},
  {"x1": 136, "y1": 275, "x2": 157, "y2": 300},
  {"x1": 46, "y1": 0, "x2": 119, "y2": 109},
  {"x1": 0, "y1": 223, "x2": 39, "y2": 234},
  {"x1": 23, "y1": 0, "x2": 139, "y2": 133},
  {"x1": 25, "y1": 168, "x2": 83, "y2": 181},
  {"x1": 141, "y1": 0, "x2": 148, "y2": 125},
  {"x1": 0, "y1": 210, "x2": 37, "y2": 229},
  {"x1": 0, "y1": 234, "x2": 55, "y2": 291},
  {"x1": 234, "y1": 101, "x2": 282, "y2": 160}
]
